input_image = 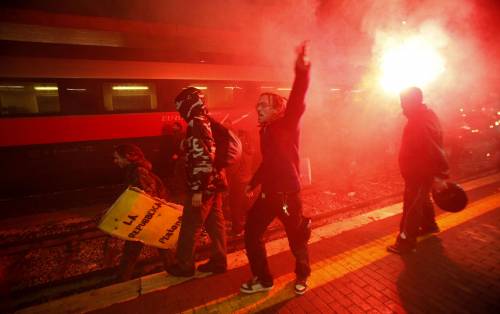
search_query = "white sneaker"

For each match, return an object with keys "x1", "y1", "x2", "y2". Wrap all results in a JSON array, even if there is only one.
[
  {"x1": 240, "y1": 277, "x2": 273, "y2": 294},
  {"x1": 294, "y1": 278, "x2": 308, "y2": 295}
]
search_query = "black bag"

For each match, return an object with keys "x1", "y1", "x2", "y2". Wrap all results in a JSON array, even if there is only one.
[
  {"x1": 432, "y1": 182, "x2": 468, "y2": 212},
  {"x1": 208, "y1": 116, "x2": 242, "y2": 169}
]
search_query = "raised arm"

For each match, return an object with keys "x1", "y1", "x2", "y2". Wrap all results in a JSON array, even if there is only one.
[{"x1": 284, "y1": 41, "x2": 311, "y2": 124}]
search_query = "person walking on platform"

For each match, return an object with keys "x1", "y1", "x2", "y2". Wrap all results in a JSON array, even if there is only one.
[
  {"x1": 166, "y1": 87, "x2": 228, "y2": 277},
  {"x1": 226, "y1": 127, "x2": 256, "y2": 237},
  {"x1": 166, "y1": 121, "x2": 187, "y2": 204},
  {"x1": 387, "y1": 87, "x2": 449, "y2": 255},
  {"x1": 240, "y1": 42, "x2": 312, "y2": 295},
  {"x1": 112, "y1": 144, "x2": 173, "y2": 281}
]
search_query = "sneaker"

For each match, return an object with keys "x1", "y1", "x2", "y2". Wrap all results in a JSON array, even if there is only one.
[
  {"x1": 294, "y1": 278, "x2": 308, "y2": 295},
  {"x1": 197, "y1": 261, "x2": 227, "y2": 274},
  {"x1": 387, "y1": 237, "x2": 416, "y2": 255},
  {"x1": 166, "y1": 264, "x2": 195, "y2": 277},
  {"x1": 240, "y1": 277, "x2": 273, "y2": 294},
  {"x1": 418, "y1": 224, "x2": 440, "y2": 237}
]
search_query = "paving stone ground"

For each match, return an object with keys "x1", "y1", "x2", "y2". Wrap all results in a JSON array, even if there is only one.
[
  {"x1": 84, "y1": 187, "x2": 499, "y2": 313},
  {"x1": 15, "y1": 177, "x2": 500, "y2": 314}
]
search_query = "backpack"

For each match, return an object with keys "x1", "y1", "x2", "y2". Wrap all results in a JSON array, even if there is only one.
[{"x1": 208, "y1": 116, "x2": 243, "y2": 169}]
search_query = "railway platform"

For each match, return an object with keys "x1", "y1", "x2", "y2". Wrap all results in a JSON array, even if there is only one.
[{"x1": 15, "y1": 173, "x2": 500, "y2": 313}]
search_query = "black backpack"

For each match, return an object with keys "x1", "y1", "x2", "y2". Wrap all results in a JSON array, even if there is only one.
[{"x1": 208, "y1": 116, "x2": 243, "y2": 169}]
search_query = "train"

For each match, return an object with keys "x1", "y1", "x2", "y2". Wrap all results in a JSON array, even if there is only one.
[
  {"x1": 3, "y1": 56, "x2": 497, "y2": 202},
  {"x1": 0, "y1": 56, "x2": 291, "y2": 198}
]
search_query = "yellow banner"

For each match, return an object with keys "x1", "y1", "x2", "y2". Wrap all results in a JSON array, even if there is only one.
[{"x1": 98, "y1": 187, "x2": 183, "y2": 249}]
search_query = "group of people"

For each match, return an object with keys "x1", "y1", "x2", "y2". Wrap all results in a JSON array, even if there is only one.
[{"x1": 111, "y1": 41, "x2": 450, "y2": 296}]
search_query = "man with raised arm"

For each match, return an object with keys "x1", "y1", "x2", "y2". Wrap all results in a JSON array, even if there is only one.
[{"x1": 240, "y1": 42, "x2": 312, "y2": 295}]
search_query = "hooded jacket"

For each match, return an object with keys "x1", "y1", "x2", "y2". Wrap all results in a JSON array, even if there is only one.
[{"x1": 177, "y1": 93, "x2": 226, "y2": 193}]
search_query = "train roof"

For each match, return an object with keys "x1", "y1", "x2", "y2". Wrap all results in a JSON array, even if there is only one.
[{"x1": 0, "y1": 56, "x2": 289, "y2": 82}]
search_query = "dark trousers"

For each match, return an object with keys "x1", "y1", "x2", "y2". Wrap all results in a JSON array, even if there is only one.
[
  {"x1": 176, "y1": 191, "x2": 227, "y2": 271},
  {"x1": 228, "y1": 180, "x2": 249, "y2": 233},
  {"x1": 400, "y1": 178, "x2": 437, "y2": 240},
  {"x1": 118, "y1": 241, "x2": 173, "y2": 281},
  {"x1": 244, "y1": 192, "x2": 310, "y2": 285}
]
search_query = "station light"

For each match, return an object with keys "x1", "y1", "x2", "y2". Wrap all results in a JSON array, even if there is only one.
[
  {"x1": 277, "y1": 87, "x2": 291, "y2": 91},
  {"x1": 112, "y1": 86, "x2": 149, "y2": 91},
  {"x1": 224, "y1": 86, "x2": 242, "y2": 90},
  {"x1": 330, "y1": 88, "x2": 341, "y2": 92}
]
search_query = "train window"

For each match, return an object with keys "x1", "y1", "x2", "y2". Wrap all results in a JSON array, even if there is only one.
[
  {"x1": 59, "y1": 80, "x2": 102, "y2": 115},
  {"x1": 103, "y1": 83, "x2": 158, "y2": 112},
  {"x1": 180, "y1": 82, "x2": 256, "y2": 110},
  {"x1": 0, "y1": 82, "x2": 60, "y2": 116},
  {"x1": 156, "y1": 80, "x2": 188, "y2": 112},
  {"x1": 155, "y1": 80, "x2": 261, "y2": 112}
]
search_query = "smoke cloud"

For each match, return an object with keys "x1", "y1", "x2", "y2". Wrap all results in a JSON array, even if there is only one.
[{"x1": 224, "y1": 0, "x2": 500, "y2": 184}]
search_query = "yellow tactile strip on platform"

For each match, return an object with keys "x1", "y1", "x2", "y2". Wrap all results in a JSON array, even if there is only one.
[
  {"x1": 189, "y1": 193, "x2": 500, "y2": 313},
  {"x1": 18, "y1": 174, "x2": 500, "y2": 314}
]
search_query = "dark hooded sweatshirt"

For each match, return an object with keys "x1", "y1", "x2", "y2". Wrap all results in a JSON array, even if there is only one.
[
  {"x1": 399, "y1": 105, "x2": 449, "y2": 182},
  {"x1": 249, "y1": 65, "x2": 309, "y2": 193}
]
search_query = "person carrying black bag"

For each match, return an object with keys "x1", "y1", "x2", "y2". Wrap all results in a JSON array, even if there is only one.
[{"x1": 387, "y1": 86, "x2": 449, "y2": 254}]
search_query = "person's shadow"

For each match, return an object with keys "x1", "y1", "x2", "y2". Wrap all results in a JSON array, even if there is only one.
[{"x1": 397, "y1": 236, "x2": 499, "y2": 313}]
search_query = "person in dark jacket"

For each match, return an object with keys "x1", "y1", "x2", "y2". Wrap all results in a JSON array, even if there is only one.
[
  {"x1": 112, "y1": 144, "x2": 172, "y2": 281},
  {"x1": 240, "y1": 42, "x2": 311, "y2": 295},
  {"x1": 387, "y1": 87, "x2": 449, "y2": 254},
  {"x1": 166, "y1": 121, "x2": 187, "y2": 204},
  {"x1": 226, "y1": 127, "x2": 256, "y2": 236},
  {"x1": 166, "y1": 87, "x2": 228, "y2": 277}
]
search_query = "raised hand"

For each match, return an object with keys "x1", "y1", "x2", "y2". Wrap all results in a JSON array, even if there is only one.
[{"x1": 296, "y1": 40, "x2": 311, "y2": 71}]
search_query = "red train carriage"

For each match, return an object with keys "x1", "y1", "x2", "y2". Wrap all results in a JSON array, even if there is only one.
[{"x1": 0, "y1": 57, "x2": 287, "y2": 198}]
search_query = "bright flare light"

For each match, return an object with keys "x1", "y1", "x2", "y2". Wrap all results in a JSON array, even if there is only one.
[{"x1": 379, "y1": 36, "x2": 445, "y2": 93}]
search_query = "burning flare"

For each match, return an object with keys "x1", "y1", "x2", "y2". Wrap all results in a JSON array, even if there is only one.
[{"x1": 379, "y1": 35, "x2": 445, "y2": 93}]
